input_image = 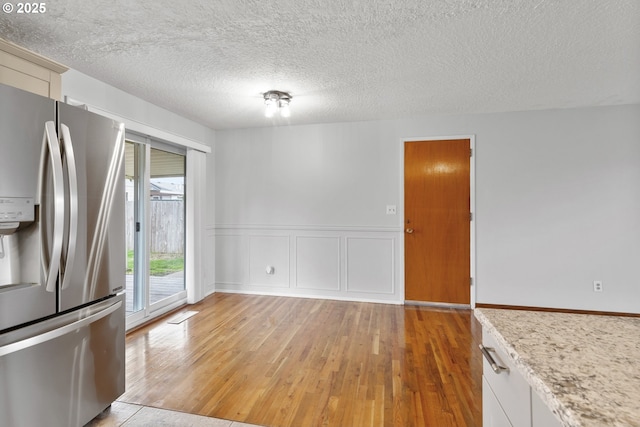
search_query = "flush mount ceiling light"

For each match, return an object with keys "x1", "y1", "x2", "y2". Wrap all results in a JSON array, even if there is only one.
[{"x1": 263, "y1": 90, "x2": 292, "y2": 118}]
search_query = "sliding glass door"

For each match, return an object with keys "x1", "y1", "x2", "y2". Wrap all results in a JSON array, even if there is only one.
[
  {"x1": 148, "y1": 147, "x2": 185, "y2": 306},
  {"x1": 125, "y1": 141, "x2": 143, "y2": 315},
  {"x1": 125, "y1": 137, "x2": 186, "y2": 326}
]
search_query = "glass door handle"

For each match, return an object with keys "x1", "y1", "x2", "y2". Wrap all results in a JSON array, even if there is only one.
[{"x1": 405, "y1": 228, "x2": 414, "y2": 234}]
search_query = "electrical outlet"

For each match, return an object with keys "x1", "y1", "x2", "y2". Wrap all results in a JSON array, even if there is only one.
[
  {"x1": 386, "y1": 205, "x2": 397, "y2": 215},
  {"x1": 593, "y1": 280, "x2": 603, "y2": 292}
]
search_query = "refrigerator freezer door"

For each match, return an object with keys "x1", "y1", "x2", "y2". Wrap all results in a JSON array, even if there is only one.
[
  {"x1": 0, "y1": 294, "x2": 125, "y2": 427},
  {"x1": 57, "y1": 103, "x2": 126, "y2": 311},
  {"x1": 0, "y1": 83, "x2": 57, "y2": 331},
  {"x1": 0, "y1": 84, "x2": 55, "y2": 198}
]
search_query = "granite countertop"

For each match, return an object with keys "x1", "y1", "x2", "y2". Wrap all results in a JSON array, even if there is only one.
[{"x1": 474, "y1": 308, "x2": 640, "y2": 427}]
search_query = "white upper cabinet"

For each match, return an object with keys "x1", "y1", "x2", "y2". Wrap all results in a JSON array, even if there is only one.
[{"x1": 0, "y1": 38, "x2": 67, "y2": 100}]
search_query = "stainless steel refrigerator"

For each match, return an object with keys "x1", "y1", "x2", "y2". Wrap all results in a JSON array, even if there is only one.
[{"x1": 0, "y1": 83, "x2": 126, "y2": 427}]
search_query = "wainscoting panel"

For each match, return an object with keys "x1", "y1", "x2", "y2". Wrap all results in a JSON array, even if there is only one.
[
  {"x1": 204, "y1": 230, "x2": 216, "y2": 296},
  {"x1": 346, "y1": 237, "x2": 395, "y2": 294},
  {"x1": 213, "y1": 226, "x2": 402, "y2": 303},
  {"x1": 249, "y1": 235, "x2": 290, "y2": 288},
  {"x1": 295, "y1": 236, "x2": 341, "y2": 291},
  {"x1": 215, "y1": 234, "x2": 246, "y2": 286}
]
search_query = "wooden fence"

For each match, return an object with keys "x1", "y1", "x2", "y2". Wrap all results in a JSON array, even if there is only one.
[{"x1": 125, "y1": 200, "x2": 184, "y2": 254}]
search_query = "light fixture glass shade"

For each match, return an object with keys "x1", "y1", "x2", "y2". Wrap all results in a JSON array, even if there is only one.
[
  {"x1": 263, "y1": 90, "x2": 292, "y2": 118},
  {"x1": 264, "y1": 101, "x2": 277, "y2": 118},
  {"x1": 279, "y1": 103, "x2": 291, "y2": 118}
]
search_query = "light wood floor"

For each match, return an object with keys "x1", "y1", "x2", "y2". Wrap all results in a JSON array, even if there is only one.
[{"x1": 121, "y1": 293, "x2": 483, "y2": 427}]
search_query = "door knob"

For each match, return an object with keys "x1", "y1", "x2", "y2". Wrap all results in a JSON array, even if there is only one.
[{"x1": 405, "y1": 228, "x2": 414, "y2": 234}]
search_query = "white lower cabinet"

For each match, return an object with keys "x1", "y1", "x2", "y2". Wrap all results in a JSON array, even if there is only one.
[
  {"x1": 483, "y1": 376, "x2": 513, "y2": 427},
  {"x1": 531, "y1": 390, "x2": 564, "y2": 427},
  {"x1": 481, "y1": 329, "x2": 564, "y2": 427},
  {"x1": 481, "y1": 330, "x2": 531, "y2": 427}
]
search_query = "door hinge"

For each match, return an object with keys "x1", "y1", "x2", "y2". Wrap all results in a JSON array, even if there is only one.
[
  {"x1": 135, "y1": 222, "x2": 141, "y2": 232},
  {"x1": 469, "y1": 212, "x2": 473, "y2": 221},
  {"x1": 470, "y1": 148, "x2": 473, "y2": 157},
  {"x1": 470, "y1": 277, "x2": 473, "y2": 286}
]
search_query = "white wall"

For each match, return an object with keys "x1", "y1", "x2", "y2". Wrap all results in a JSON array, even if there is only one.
[
  {"x1": 213, "y1": 104, "x2": 640, "y2": 313},
  {"x1": 215, "y1": 122, "x2": 400, "y2": 227},
  {"x1": 213, "y1": 122, "x2": 404, "y2": 303}
]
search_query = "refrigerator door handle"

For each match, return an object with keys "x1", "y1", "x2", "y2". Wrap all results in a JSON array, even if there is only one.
[
  {"x1": 38, "y1": 121, "x2": 65, "y2": 293},
  {"x1": 0, "y1": 299, "x2": 122, "y2": 357},
  {"x1": 59, "y1": 124, "x2": 78, "y2": 290},
  {"x1": 86, "y1": 123, "x2": 125, "y2": 291}
]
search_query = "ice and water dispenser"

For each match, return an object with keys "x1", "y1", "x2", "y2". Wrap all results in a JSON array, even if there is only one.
[{"x1": 0, "y1": 197, "x2": 38, "y2": 287}]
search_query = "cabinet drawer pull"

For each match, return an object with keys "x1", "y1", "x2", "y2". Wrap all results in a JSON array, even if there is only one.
[{"x1": 479, "y1": 344, "x2": 509, "y2": 374}]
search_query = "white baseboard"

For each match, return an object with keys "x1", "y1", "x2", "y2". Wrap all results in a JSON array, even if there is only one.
[{"x1": 213, "y1": 287, "x2": 404, "y2": 305}]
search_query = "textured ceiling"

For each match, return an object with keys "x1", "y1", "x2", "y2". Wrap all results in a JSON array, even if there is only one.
[{"x1": 1, "y1": 0, "x2": 639, "y2": 130}]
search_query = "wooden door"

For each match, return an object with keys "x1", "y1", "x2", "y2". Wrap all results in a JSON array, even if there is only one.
[{"x1": 404, "y1": 139, "x2": 470, "y2": 304}]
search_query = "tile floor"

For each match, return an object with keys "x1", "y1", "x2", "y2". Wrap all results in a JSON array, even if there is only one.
[{"x1": 85, "y1": 401, "x2": 265, "y2": 427}]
